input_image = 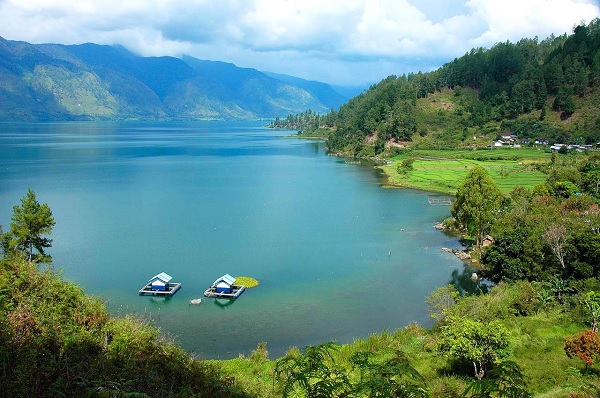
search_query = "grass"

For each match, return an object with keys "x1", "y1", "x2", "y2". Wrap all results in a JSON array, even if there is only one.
[
  {"x1": 505, "y1": 311, "x2": 586, "y2": 396},
  {"x1": 215, "y1": 306, "x2": 599, "y2": 397},
  {"x1": 382, "y1": 148, "x2": 550, "y2": 195}
]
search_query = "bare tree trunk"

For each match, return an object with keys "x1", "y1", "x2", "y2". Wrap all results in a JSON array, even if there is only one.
[
  {"x1": 473, "y1": 361, "x2": 485, "y2": 380},
  {"x1": 544, "y1": 224, "x2": 568, "y2": 268}
]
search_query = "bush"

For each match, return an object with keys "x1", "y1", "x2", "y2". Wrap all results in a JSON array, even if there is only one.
[
  {"x1": 565, "y1": 330, "x2": 600, "y2": 367},
  {"x1": 0, "y1": 258, "x2": 248, "y2": 398},
  {"x1": 401, "y1": 157, "x2": 416, "y2": 170}
]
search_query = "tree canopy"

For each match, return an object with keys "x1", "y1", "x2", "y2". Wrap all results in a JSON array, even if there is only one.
[
  {"x1": 437, "y1": 315, "x2": 511, "y2": 380},
  {"x1": 451, "y1": 166, "x2": 503, "y2": 248},
  {"x1": 288, "y1": 19, "x2": 600, "y2": 155},
  {"x1": 2, "y1": 189, "x2": 55, "y2": 263}
]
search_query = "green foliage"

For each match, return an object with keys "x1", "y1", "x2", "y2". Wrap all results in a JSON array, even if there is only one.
[
  {"x1": 269, "y1": 109, "x2": 334, "y2": 131},
  {"x1": 483, "y1": 228, "x2": 531, "y2": 282},
  {"x1": 462, "y1": 360, "x2": 532, "y2": 398},
  {"x1": 273, "y1": 342, "x2": 430, "y2": 398},
  {"x1": 274, "y1": 342, "x2": 349, "y2": 398},
  {"x1": 484, "y1": 174, "x2": 600, "y2": 283},
  {"x1": 582, "y1": 291, "x2": 600, "y2": 332},
  {"x1": 437, "y1": 316, "x2": 511, "y2": 380},
  {"x1": 250, "y1": 342, "x2": 269, "y2": 363},
  {"x1": 0, "y1": 257, "x2": 249, "y2": 397},
  {"x1": 397, "y1": 157, "x2": 417, "y2": 175},
  {"x1": 349, "y1": 350, "x2": 429, "y2": 397},
  {"x1": 452, "y1": 166, "x2": 504, "y2": 248},
  {"x1": 445, "y1": 281, "x2": 541, "y2": 321},
  {"x1": 401, "y1": 157, "x2": 416, "y2": 170},
  {"x1": 292, "y1": 19, "x2": 600, "y2": 156},
  {"x1": 426, "y1": 285, "x2": 459, "y2": 322},
  {"x1": 2, "y1": 189, "x2": 55, "y2": 263}
]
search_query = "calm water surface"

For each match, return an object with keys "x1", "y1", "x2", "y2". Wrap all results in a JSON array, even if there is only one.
[{"x1": 0, "y1": 121, "x2": 466, "y2": 359}]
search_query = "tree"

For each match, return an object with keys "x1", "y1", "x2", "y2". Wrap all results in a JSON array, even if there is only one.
[
  {"x1": 463, "y1": 360, "x2": 532, "y2": 398},
  {"x1": 582, "y1": 291, "x2": 600, "y2": 332},
  {"x1": 437, "y1": 315, "x2": 510, "y2": 380},
  {"x1": 2, "y1": 189, "x2": 55, "y2": 263},
  {"x1": 565, "y1": 330, "x2": 600, "y2": 368},
  {"x1": 583, "y1": 170, "x2": 600, "y2": 198},
  {"x1": 552, "y1": 85, "x2": 575, "y2": 117},
  {"x1": 509, "y1": 186, "x2": 532, "y2": 219},
  {"x1": 543, "y1": 224, "x2": 569, "y2": 269},
  {"x1": 451, "y1": 166, "x2": 503, "y2": 248},
  {"x1": 482, "y1": 227, "x2": 530, "y2": 282},
  {"x1": 426, "y1": 284, "x2": 459, "y2": 322}
]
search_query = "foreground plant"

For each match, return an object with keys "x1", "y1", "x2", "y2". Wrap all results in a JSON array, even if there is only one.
[
  {"x1": 274, "y1": 342, "x2": 349, "y2": 397},
  {"x1": 463, "y1": 360, "x2": 532, "y2": 398},
  {"x1": 349, "y1": 350, "x2": 428, "y2": 397},
  {"x1": 437, "y1": 315, "x2": 510, "y2": 380}
]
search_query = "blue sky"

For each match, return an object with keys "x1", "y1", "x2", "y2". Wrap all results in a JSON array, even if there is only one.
[{"x1": 0, "y1": 0, "x2": 598, "y2": 86}]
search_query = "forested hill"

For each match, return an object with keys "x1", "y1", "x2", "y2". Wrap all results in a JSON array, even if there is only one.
[
  {"x1": 276, "y1": 20, "x2": 600, "y2": 157},
  {"x1": 0, "y1": 38, "x2": 349, "y2": 121}
]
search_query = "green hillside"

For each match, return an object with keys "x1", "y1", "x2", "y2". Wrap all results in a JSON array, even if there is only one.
[
  {"x1": 277, "y1": 20, "x2": 600, "y2": 158},
  {"x1": 0, "y1": 38, "x2": 350, "y2": 121}
]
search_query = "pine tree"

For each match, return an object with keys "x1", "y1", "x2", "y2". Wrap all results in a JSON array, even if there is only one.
[{"x1": 2, "y1": 189, "x2": 55, "y2": 263}]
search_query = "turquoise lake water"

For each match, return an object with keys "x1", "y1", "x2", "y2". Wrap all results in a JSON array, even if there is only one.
[{"x1": 0, "y1": 121, "x2": 468, "y2": 359}]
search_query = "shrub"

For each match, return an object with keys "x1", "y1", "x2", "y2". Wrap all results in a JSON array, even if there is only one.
[
  {"x1": 565, "y1": 330, "x2": 600, "y2": 367},
  {"x1": 401, "y1": 157, "x2": 416, "y2": 170}
]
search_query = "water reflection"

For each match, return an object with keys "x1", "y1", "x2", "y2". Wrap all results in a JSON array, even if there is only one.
[
  {"x1": 214, "y1": 298, "x2": 236, "y2": 308},
  {"x1": 449, "y1": 265, "x2": 491, "y2": 295}
]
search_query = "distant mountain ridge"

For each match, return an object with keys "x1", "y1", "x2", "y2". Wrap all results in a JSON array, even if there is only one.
[{"x1": 0, "y1": 37, "x2": 351, "y2": 121}]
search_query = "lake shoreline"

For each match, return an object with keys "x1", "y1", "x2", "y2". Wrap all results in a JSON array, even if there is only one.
[{"x1": 1, "y1": 121, "x2": 467, "y2": 359}]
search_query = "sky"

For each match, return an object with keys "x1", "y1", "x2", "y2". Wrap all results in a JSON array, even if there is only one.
[{"x1": 0, "y1": 0, "x2": 599, "y2": 86}]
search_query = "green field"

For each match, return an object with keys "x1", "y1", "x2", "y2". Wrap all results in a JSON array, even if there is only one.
[{"x1": 382, "y1": 149, "x2": 551, "y2": 195}]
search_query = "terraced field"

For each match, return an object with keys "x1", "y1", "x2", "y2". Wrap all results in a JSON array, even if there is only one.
[{"x1": 381, "y1": 149, "x2": 550, "y2": 195}]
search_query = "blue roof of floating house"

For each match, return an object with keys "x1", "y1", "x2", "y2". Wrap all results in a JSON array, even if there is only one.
[
  {"x1": 213, "y1": 274, "x2": 235, "y2": 286},
  {"x1": 148, "y1": 272, "x2": 172, "y2": 284}
]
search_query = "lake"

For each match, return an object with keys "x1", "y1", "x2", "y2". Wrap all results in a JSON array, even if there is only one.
[{"x1": 0, "y1": 120, "x2": 467, "y2": 359}]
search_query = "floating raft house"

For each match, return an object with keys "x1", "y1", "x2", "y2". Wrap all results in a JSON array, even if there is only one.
[
  {"x1": 204, "y1": 273, "x2": 246, "y2": 299},
  {"x1": 139, "y1": 272, "x2": 182, "y2": 296}
]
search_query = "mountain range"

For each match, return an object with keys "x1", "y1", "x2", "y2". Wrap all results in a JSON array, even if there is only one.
[{"x1": 0, "y1": 37, "x2": 356, "y2": 121}]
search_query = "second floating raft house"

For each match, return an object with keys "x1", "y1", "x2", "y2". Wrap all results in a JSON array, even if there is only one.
[{"x1": 204, "y1": 274, "x2": 245, "y2": 299}]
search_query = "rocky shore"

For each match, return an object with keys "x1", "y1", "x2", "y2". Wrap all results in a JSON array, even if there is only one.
[{"x1": 441, "y1": 247, "x2": 471, "y2": 261}]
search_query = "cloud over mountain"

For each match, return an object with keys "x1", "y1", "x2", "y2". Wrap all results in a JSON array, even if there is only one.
[{"x1": 0, "y1": 0, "x2": 597, "y2": 85}]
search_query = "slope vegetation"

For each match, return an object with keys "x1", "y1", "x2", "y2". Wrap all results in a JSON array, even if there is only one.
[
  {"x1": 281, "y1": 20, "x2": 600, "y2": 159},
  {"x1": 0, "y1": 38, "x2": 347, "y2": 121}
]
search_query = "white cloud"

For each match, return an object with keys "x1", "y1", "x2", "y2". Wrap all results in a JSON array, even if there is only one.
[
  {"x1": 0, "y1": 0, "x2": 598, "y2": 85},
  {"x1": 466, "y1": 0, "x2": 599, "y2": 45}
]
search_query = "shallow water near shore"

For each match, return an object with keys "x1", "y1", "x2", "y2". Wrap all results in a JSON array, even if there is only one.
[{"x1": 0, "y1": 120, "x2": 467, "y2": 359}]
